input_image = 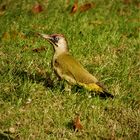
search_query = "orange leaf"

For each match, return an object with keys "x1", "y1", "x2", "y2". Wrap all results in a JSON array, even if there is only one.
[
  {"x1": 73, "y1": 114, "x2": 83, "y2": 131},
  {"x1": 80, "y1": 2, "x2": 95, "y2": 12},
  {"x1": 70, "y1": 0, "x2": 78, "y2": 14},
  {"x1": 32, "y1": 4, "x2": 43, "y2": 14}
]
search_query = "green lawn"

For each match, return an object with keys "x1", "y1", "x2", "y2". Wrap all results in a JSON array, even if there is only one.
[{"x1": 0, "y1": 0, "x2": 140, "y2": 139}]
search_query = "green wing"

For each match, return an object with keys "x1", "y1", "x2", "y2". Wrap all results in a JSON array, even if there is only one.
[{"x1": 55, "y1": 53, "x2": 98, "y2": 84}]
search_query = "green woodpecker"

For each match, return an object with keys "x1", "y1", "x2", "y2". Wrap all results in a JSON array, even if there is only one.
[{"x1": 38, "y1": 33, "x2": 113, "y2": 98}]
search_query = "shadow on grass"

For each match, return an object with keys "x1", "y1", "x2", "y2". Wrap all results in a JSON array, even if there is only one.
[
  {"x1": 13, "y1": 70, "x2": 114, "y2": 100},
  {"x1": 0, "y1": 70, "x2": 55, "y2": 103},
  {"x1": 15, "y1": 70, "x2": 54, "y2": 88}
]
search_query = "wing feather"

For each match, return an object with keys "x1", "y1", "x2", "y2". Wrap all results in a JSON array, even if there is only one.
[{"x1": 55, "y1": 53, "x2": 98, "y2": 84}]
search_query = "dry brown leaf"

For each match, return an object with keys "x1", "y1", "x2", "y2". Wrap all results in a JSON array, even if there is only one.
[
  {"x1": 80, "y1": 2, "x2": 95, "y2": 12},
  {"x1": 70, "y1": 0, "x2": 78, "y2": 14},
  {"x1": 73, "y1": 114, "x2": 83, "y2": 131},
  {"x1": 32, "y1": 4, "x2": 43, "y2": 14},
  {"x1": 32, "y1": 46, "x2": 46, "y2": 53}
]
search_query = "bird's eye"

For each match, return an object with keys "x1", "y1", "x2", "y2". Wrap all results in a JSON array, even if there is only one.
[{"x1": 54, "y1": 36, "x2": 59, "y2": 42}]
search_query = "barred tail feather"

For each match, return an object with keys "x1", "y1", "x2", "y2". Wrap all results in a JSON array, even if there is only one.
[
  {"x1": 96, "y1": 82, "x2": 114, "y2": 98},
  {"x1": 78, "y1": 82, "x2": 114, "y2": 98},
  {"x1": 99, "y1": 90, "x2": 114, "y2": 98}
]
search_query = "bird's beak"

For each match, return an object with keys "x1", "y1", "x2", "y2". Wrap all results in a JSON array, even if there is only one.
[
  {"x1": 38, "y1": 33, "x2": 51, "y2": 40},
  {"x1": 38, "y1": 33, "x2": 54, "y2": 44}
]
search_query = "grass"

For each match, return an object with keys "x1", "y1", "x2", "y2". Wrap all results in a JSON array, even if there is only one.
[{"x1": 0, "y1": 0, "x2": 140, "y2": 139}]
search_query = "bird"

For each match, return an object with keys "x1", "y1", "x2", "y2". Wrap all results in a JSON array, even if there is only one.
[{"x1": 38, "y1": 33, "x2": 114, "y2": 98}]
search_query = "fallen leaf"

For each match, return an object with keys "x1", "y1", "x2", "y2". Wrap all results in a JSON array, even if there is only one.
[
  {"x1": 73, "y1": 114, "x2": 83, "y2": 131},
  {"x1": 32, "y1": 4, "x2": 43, "y2": 14},
  {"x1": 70, "y1": 0, "x2": 78, "y2": 14},
  {"x1": 80, "y1": 2, "x2": 95, "y2": 12},
  {"x1": 32, "y1": 46, "x2": 46, "y2": 52}
]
